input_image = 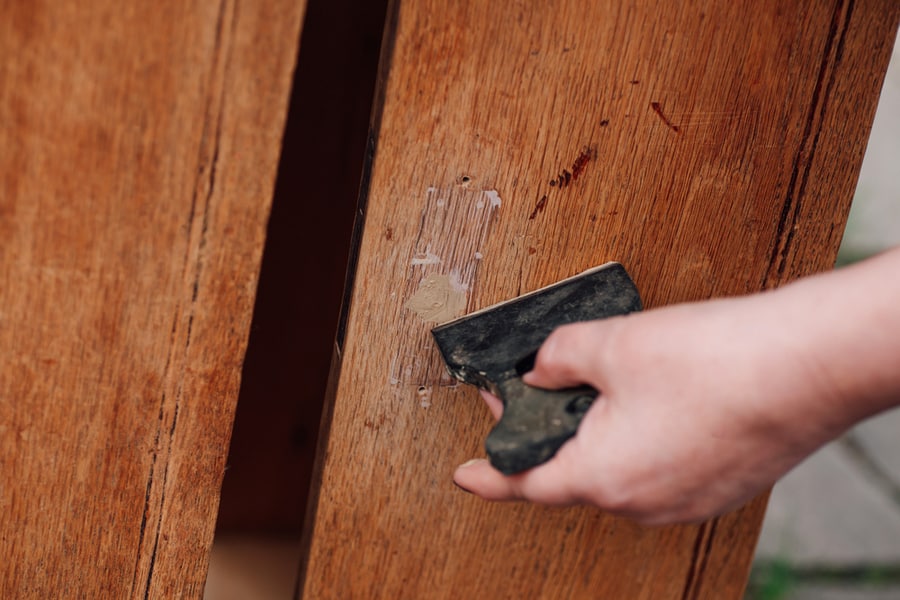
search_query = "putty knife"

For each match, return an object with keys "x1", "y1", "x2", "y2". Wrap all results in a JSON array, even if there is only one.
[{"x1": 431, "y1": 262, "x2": 642, "y2": 475}]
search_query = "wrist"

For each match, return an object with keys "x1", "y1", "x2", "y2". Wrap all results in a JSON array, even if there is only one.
[{"x1": 770, "y1": 250, "x2": 900, "y2": 432}]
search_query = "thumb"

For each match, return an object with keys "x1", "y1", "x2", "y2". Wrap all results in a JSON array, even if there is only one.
[
  {"x1": 453, "y1": 457, "x2": 580, "y2": 505},
  {"x1": 522, "y1": 320, "x2": 614, "y2": 390}
]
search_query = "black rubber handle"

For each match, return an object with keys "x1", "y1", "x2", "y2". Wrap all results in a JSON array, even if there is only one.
[{"x1": 486, "y1": 378, "x2": 597, "y2": 475}]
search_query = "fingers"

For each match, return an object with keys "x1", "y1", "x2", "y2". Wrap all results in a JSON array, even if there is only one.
[
  {"x1": 479, "y1": 389, "x2": 504, "y2": 420},
  {"x1": 453, "y1": 456, "x2": 699, "y2": 524},
  {"x1": 453, "y1": 457, "x2": 580, "y2": 506},
  {"x1": 522, "y1": 320, "x2": 616, "y2": 390},
  {"x1": 454, "y1": 319, "x2": 627, "y2": 508}
]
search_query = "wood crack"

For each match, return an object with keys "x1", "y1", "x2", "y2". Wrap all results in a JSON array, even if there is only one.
[
  {"x1": 128, "y1": 307, "x2": 181, "y2": 597},
  {"x1": 763, "y1": 0, "x2": 853, "y2": 287},
  {"x1": 133, "y1": 0, "x2": 233, "y2": 596},
  {"x1": 141, "y1": 402, "x2": 179, "y2": 600},
  {"x1": 680, "y1": 518, "x2": 719, "y2": 600}
]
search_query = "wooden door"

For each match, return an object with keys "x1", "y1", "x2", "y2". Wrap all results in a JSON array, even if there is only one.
[
  {"x1": 0, "y1": 1, "x2": 304, "y2": 596},
  {"x1": 298, "y1": 0, "x2": 899, "y2": 598}
]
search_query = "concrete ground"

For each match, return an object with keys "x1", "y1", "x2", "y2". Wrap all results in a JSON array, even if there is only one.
[{"x1": 748, "y1": 33, "x2": 900, "y2": 600}]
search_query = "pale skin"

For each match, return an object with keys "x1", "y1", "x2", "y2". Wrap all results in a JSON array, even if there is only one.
[{"x1": 454, "y1": 245, "x2": 900, "y2": 525}]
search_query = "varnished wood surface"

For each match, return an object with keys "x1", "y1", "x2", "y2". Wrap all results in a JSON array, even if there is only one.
[
  {"x1": 0, "y1": 1, "x2": 304, "y2": 596},
  {"x1": 300, "y1": 0, "x2": 899, "y2": 598}
]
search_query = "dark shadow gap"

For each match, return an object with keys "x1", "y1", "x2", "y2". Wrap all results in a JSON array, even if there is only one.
[{"x1": 214, "y1": 0, "x2": 389, "y2": 538}]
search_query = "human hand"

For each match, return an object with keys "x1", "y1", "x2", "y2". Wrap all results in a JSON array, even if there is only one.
[{"x1": 453, "y1": 293, "x2": 847, "y2": 525}]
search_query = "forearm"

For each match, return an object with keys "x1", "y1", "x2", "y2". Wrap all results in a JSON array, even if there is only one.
[{"x1": 770, "y1": 245, "x2": 900, "y2": 431}]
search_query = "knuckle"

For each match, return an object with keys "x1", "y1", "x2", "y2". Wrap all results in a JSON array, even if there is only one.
[{"x1": 597, "y1": 486, "x2": 634, "y2": 513}]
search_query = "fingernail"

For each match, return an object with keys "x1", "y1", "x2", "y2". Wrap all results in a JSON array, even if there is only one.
[
  {"x1": 458, "y1": 458, "x2": 485, "y2": 469},
  {"x1": 453, "y1": 480, "x2": 473, "y2": 494}
]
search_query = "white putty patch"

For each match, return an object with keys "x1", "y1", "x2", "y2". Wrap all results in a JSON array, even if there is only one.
[
  {"x1": 448, "y1": 269, "x2": 469, "y2": 292},
  {"x1": 427, "y1": 186, "x2": 449, "y2": 206},
  {"x1": 389, "y1": 356, "x2": 400, "y2": 385},
  {"x1": 404, "y1": 273, "x2": 467, "y2": 323},
  {"x1": 474, "y1": 251, "x2": 483, "y2": 259},
  {"x1": 484, "y1": 189, "x2": 501, "y2": 208},
  {"x1": 410, "y1": 244, "x2": 442, "y2": 266}
]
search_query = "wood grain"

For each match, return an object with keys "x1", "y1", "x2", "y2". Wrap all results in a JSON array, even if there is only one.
[
  {"x1": 0, "y1": 1, "x2": 304, "y2": 596},
  {"x1": 299, "y1": 0, "x2": 899, "y2": 598}
]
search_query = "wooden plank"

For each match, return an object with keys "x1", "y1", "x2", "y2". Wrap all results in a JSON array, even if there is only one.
[
  {"x1": 299, "y1": 0, "x2": 899, "y2": 598},
  {"x1": 0, "y1": 1, "x2": 304, "y2": 596}
]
